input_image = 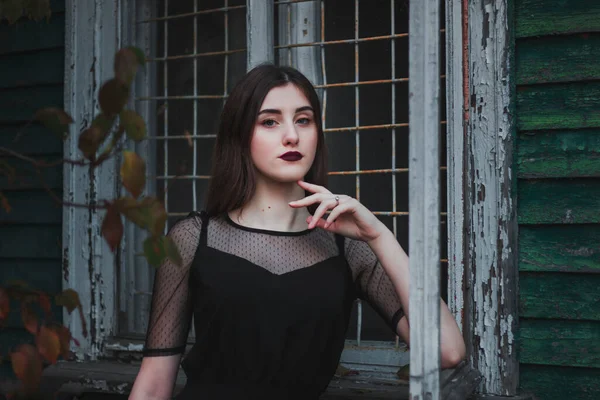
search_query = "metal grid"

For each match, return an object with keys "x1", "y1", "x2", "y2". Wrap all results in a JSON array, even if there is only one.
[
  {"x1": 144, "y1": 0, "x2": 246, "y2": 220},
  {"x1": 274, "y1": 0, "x2": 447, "y2": 346},
  {"x1": 135, "y1": 0, "x2": 447, "y2": 345}
]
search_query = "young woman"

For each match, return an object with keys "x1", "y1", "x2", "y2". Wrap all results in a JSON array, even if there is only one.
[{"x1": 129, "y1": 65, "x2": 465, "y2": 400}]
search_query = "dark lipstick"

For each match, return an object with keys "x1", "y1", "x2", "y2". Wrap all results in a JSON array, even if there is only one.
[{"x1": 279, "y1": 151, "x2": 303, "y2": 161}]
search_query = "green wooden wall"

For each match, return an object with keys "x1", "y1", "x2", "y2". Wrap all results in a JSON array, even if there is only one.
[
  {"x1": 515, "y1": 1, "x2": 600, "y2": 399},
  {"x1": 0, "y1": 0, "x2": 65, "y2": 369}
]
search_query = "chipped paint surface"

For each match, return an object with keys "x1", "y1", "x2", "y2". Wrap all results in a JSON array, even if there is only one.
[
  {"x1": 466, "y1": 0, "x2": 518, "y2": 396},
  {"x1": 445, "y1": 0, "x2": 466, "y2": 331},
  {"x1": 64, "y1": 0, "x2": 120, "y2": 360}
]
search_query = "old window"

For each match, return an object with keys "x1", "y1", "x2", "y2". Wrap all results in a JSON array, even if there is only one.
[{"x1": 118, "y1": 0, "x2": 448, "y2": 379}]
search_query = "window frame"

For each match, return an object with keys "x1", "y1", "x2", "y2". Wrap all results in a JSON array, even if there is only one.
[{"x1": 62, "y1": 0, "x2": 518, "y2": 395}]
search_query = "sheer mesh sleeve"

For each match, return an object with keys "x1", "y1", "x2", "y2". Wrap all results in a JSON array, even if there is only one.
[
  {"x1": 345, "y1": 238, "x2": 404, "y2": 335},
  {"x1": 142, "y1": 214, "x2": 201, "y2": 357}
]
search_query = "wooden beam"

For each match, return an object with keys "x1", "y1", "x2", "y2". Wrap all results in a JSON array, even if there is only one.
[
  {"x1": 408, "y1": 0, "x2": 442, "y2": 398},
  {"x1": 466, "y1": 0, "x2": 519, "y2": 395}
]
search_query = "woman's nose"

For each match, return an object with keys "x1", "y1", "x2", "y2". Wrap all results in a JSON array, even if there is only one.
[{"x1": 282, "y1": 122, "x2": 300, "y2": 145}]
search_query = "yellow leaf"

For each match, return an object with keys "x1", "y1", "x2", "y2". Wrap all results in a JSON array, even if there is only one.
[
  {"x1": 121, "y1": 110, "x2": 147, "y2": 142},
  {"x1": 120, "y1": 151, "x2": 146, "y2": 198}
]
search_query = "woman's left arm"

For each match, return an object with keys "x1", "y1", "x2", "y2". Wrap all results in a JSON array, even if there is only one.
[
  {"x1": 368, "y1": 230, "x2": 466, "y2": 369},
  {"x1": 290, "y1": 180, "x2": 466, "y2": 368}
]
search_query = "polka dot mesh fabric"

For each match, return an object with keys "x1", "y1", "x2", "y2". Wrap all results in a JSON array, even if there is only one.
[{"x1": 143, "y1": 213, "x2": 404, "y2": 355}]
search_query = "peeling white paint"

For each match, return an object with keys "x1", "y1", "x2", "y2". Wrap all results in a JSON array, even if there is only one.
[
  {"x1": 467, "y1": 0, "x2": 518, "y2": 396},
  {"x1": 64, "y1": 0, "x2": 122, "y2": 360}
]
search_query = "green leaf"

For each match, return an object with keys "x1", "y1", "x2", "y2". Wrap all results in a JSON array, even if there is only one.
[
  {"x1": 120, "y1": 110, "x2": 146, "y2": 141},
  {"x1": 115, "y1": 196, "x2": 167, "y2": 236},
  {"x1": 34, "y1": 107, "x2": 74, "y2": 139},
  {"x1": 164, "y1": 236, "x2": 183, "y2": 267},
  {"x1": 143, "y1": 236, "x2": 167, "y2": 267},
  {"x1": 91, "y1": 113, "x2": 116, "y2": 134},
  {"x1": 98, "y1": 78, "x2": 130, "y2": 117},
  {"x1": 55, "y1": 289, "x2": 81, "y2": 314},
  {"x1": 127, "y1": 46, "x2": 147, "y2": 66}
]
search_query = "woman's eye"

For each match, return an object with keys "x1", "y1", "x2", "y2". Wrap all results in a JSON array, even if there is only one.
[
  {"x1": 262, "y1": 119, "x2": 277, "y2": 127},
  {"x1": 297, "y1": 118, "x2": 311, "y2": 125}
]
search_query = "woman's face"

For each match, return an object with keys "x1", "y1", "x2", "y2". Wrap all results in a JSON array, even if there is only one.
[{"x1": 250, "y1": 83, "x2": 318, "y2": 184}]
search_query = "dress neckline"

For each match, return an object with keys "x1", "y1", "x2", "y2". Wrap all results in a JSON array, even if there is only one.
[{"x1": 223, "y1": 213, "x2": 313, "y2": 237}]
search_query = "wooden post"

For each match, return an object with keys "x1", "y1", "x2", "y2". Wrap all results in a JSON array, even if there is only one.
[{"x1": 408, "y1": 0, "x2": 442, "y2": 399}]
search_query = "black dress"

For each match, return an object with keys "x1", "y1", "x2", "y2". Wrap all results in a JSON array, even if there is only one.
[{"x1": 143, "y1": 211, "x2": 404, "y2": 400}]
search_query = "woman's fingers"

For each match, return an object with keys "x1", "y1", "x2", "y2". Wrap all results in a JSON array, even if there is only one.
[
  {"x1": 297, "y1": 180, "x2": 331, "y2": 194},
  {"x1": 309, "y1": 198, "x2": 338, "y2": 229},
  {"x1": 324, "y1": 202, "x2": 354, "y2": 229},
  {"x1": 288, "y1": 193, "x2": 323, "y2": 208}
]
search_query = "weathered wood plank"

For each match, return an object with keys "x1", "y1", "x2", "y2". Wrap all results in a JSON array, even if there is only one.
[
  {"x1": 518, "y1": 179, "x2": 600, "y2": 224},
  {"x1": 515, "y1": 0, "x2": 600, "y2": 38},
  {"x1": 0, "y1": 12, "x2": 65, "y2": 55},
  {"x1": 516, "y1": 34, "x2": 600, "y2": 84},
  {"x1": 519, "y1": 273, "x2": 600, "y2": 320},
  {"x1": 0, "y1": 85, "x2": 63, "y2": 123},
  {"x1": 1, "y1": 260, "x2": 63, "y2": 329},
  {"x1": 516, "y1": 82, "x2": 600, "y2": 131},
  {"x1": 517, "y1": 129, "x2": 600, "y2": 178},
  {"x1": 519, "y1": 225, "x2": 600, "y2": 273},
  {"x1": 520, "y1": 320, "x2": 600, "y2": 367},
  {"x1": 0, "y1": 124, "x2": 63, "y2": 155},
  {"x1": 0, "y1": 157, "x2": 62, "y2": 190},
  {"x1": 0, "y1": 190, "x2": 62, "y2": 224},
  {"x1": 0, "y1": 225, "x2": 62, "y2": 258},
  {"x1": 0, "y1": 48, "x2": 64, "y2": 89},
  {"x1": 520, "y1": 364, "x2": 600, "y2": 400}
]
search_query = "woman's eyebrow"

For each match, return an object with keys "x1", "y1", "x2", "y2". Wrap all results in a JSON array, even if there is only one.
[{"x1": 257, "y1": 106, "x2": 314, "y2": 116}]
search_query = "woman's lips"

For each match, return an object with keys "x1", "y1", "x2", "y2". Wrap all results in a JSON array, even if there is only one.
[{"x1": 279, "y1": 152, "x2": 303, "y2": 161}]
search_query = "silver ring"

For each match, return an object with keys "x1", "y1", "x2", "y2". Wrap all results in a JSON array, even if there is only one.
[{"x1": 334, "y1": 195, "x2": 340, "y2": 205}]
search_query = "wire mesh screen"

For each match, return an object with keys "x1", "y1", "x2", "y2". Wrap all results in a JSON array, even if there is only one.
[{"x1": 127, "y1": 0, "x2": 447, "y2": 346}]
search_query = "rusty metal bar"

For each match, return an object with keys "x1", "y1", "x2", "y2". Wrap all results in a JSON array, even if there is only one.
[
  {"x1": 275, "y1": 33, "x2": 408, "y2": 49},
  {"x1": 137, "y1": 94, "x2": 227, "y2": 100},
  {"x1": 148, "y1": 48, "x2": 246, "y2": 62},
  {"x1": 324, "y1": 123, "x2": 408, "y2": 133},
  {"x1": 314, "y1": 78, "x2": 407, "y2": 89},
  {"x1": 274, "y1": 0, "x2": 316, "y2": 5},
  {"x1": 224, "y1": 0, "x2": 229, "y2": 107},
  {"x1": 138, "y1": 4, "x2": 246, "y2": 24},
  {"x1": 329, "y1": 167, "x2": 447, "y2": 176},
  {"x1": 354, "y1": 0, "x2": 362, "y2": 347}
]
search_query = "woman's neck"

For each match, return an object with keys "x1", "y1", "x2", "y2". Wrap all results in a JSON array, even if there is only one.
[{"x1": 229, "y1": 178, "x2": 310, "y2": 232}]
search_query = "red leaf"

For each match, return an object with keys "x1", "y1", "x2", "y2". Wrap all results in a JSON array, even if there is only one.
[
  {"x1": 102, "y1": 203, "x2": 124, "y2": 252},
  {"x1": 38, "y1": 293, "x2": 52, "y2": 316},
  {"x1": 99, "y1": 78, "x2": 130, "y2": 117},
  {"x1": 0, "y1": 288, "x2": 9, "y2": 323},
  {"x1": 0, "y1": 190, "x2": 11, "y2": 213},
  {"x1": 21, "y1": 304, "x2": 39, "y2": 335},
  {"x1": 36, "y1": 326, "x2": 61, "y2": 364},
  {"x1": 10, "y1": 344, "x2": 43, "y2": 393}
]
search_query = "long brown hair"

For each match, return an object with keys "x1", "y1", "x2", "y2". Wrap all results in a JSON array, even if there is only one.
[{"x1": 205, "y1": 64, "x2": 328, "y2": 216}]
